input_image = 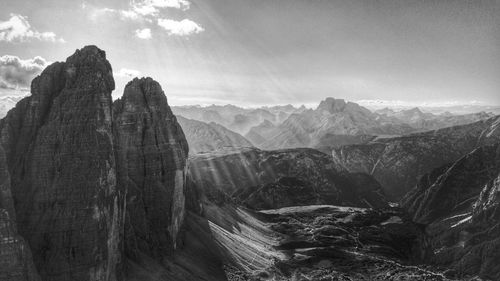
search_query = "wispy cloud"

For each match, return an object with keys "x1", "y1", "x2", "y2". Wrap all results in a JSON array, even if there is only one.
[
  {"x1": 0, "y1": 55, "x2": 49, "y2": 90},
  {"x1": 114, "y1": 68, "x2": 141, "y2": 78},
  {"x1": 0, "y1": 14, "x2": 65, "y2": 43},
  {"x1": 135, "y1": 28, "x2": 152, "y2": 39},
  {"x1": 131, "y1": 0, "x2": 191, "y2": 17},
  {"x1": 157, "y1": 19, "x2": 204, "y2": 36},
  {"x1": 84, "y1": 0, "x2": 203, "y2": 37},
  {"x1": 88, "y1": 0, "x2": 190, "y2": 21}
]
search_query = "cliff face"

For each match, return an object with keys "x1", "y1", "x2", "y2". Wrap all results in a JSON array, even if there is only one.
[
  {"x1": 0, "y1": 47, "x2": 193, "y2": 281},
  {"x1": 0, "y1": 46, "x2": 123, "y2": 281},
  {"x1": 401, "y1": 143, "x2": 500, "y2": 279},
  {"x1": 332, "y1": 116, "x2": 500, "y2": 199},
  {"x1": 0, "y1": 145, "x2": 41, "y2": 281},
  {"x1": 113, "y1": 77, "x2": 189, "y2": 259}
]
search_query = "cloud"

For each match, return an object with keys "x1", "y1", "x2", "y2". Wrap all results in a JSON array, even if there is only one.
[
  {"x1": 135, "y1": 28, "x2": 152, "y2": 39},
  {"x1": 131, "y1": 0, "x2": 191, "y2": 16},
  {"x1": 0, "y1": 55, "x2": 49, "y2": 90},
  {"x1": 120, "y1": 10, "x2": 141, "y2": 20},
  {"x1": 89, "y1": 0, "x2": 191, "y2": 21},
  {"x1": 84, "y1": 0, "x2": 203, "y2": 37},
  {"x1": 114, "y1": 68, "x2": 141, "y2": 78},
  {"x1": 157, "y1": 19, "x2": 204, "y2": 36},
  {"x1": 0, "y1": 14, "x2": 65, "y2": 43}
]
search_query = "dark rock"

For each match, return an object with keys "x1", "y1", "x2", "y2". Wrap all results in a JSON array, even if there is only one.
[
  {"x1": 0, "y1": 145, "x2": 41, "y2": 281},
  {"x1": 333, "y1": 115, "x2": 500, "y2": 199},
  {"x1": 403, "y1": 144, "x2": 500, "y2": 224},
  {"x1": 113, "y1": 77, "x2": 189, "y2": 259},
  {"x1": 401, "y1": 143, "x2": 500, "y2": 279},
  {"x1": 0, "y1": 209, "x2": 41, "y2": 281},
  {"x1": 0, "y1": 45, "x2": 123, "y2": 281}
]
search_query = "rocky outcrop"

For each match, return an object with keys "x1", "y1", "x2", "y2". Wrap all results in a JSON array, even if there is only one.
[
  {"x1": 176, "y1": 116, "x2": 253, "y2": 154},
  {"x1": 189, "y1": 147, "x2": 388, "y2": 209},
  {"x1": 332, "y1": 116, "x2": 500, "y2": 199},
  {"x1": 0, "y1": 46, "x2": 123, "y2": 281},
  {"x1": 113, "y1": 77, "x2": 189, "y2": 260},
  {"x1": 401, "y1": 143, "x2": 500, "y2": 279},
  {"x1": 0, "y1": 145, "x2": 41, "y2": 281}
]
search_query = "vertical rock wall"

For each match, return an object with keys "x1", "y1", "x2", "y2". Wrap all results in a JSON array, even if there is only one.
[
  {"x1": 0, "y1": 46, "x2": 123, "y2": 281},
  {"x1": 0, "y1": 47, "x2": 190, "y2": 281},
  {"x1": 113, "y1": 77, "x2": 189, "y2": 259},
  {"x1": 0, "y1": 145, "x2": 41, "y2": 281}
]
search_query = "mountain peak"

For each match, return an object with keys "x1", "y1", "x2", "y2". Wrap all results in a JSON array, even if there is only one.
[
  {"x1": 64, "y1": 45, "x2": 115, "y2": 91},
  {"x1": 124, "y1": 77, "x2": 163, "y2": 98},
  {"x1": 407, "y1": 107, "x2": 423, "y2": 114},
  {"x1": 316, "y1": 97, "x2": 347, "y2": 113}
]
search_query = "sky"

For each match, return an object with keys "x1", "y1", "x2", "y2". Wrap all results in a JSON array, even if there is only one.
[{"x1": 0, "y1": 0, "x2": 499, "y2": 107}]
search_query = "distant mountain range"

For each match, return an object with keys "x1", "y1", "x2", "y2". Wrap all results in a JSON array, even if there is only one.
[
  {"x1": 171, "y1": 104, "x2": 306, "y2": 135},
  {"x1": 177, "y1": 116, "x2": 253, "y2": 154},
  {"x1": 172, "y1": 98, "x2": 495, "y2": 151},
  {"x1": 0, "y1": 96, "x2": 24, "y2": 117},
  {"x1": 0, "y1": 95, "x2": 494, "y2": 154}
]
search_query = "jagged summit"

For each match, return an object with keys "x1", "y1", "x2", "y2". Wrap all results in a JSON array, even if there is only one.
[
  {"x1": 119, "y1": 77, "x2": 173, "y2": 114},
  {"x1": 316, "y1": 97, "x2": 347, "y2": 113},
  {"x1": 64, "y1": 45, "x2": 114, "y2": 91},
  {"x1": 316, "y1": 97, "x2": 371, "y2": 115}
]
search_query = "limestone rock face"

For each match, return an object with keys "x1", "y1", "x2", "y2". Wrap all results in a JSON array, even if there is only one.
[
  {"x1": 0, "y1": 210, "x2": 41, "y2": 281},
  {"x1": 0, "y1": 145, "x2": 41, "y2": 281},
  {"x1": 113, "y1": 77, "x2": 189, "y2": 259},
  {"x1": 332, "y1": 116, "x2": 500, "y2": 199},
  {"x1": 0, "y1": 46, "x2": 122, "y2": 281}
]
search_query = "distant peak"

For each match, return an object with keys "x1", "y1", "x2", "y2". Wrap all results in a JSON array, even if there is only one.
[{"x1": 316, "y1": 97, "x2": 347, "y2": 113}]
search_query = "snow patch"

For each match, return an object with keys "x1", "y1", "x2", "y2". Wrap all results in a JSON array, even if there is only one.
[
  {"x1": 451, "y1": 216, "x2": 472, "y2": 228},
  {"x1": 380, "y1": 216, "x2": 403, "y2": 225}
]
